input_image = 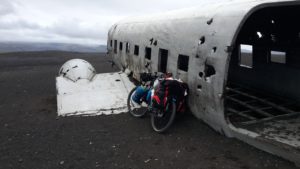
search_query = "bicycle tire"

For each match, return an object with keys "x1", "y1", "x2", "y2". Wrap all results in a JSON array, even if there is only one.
[
  {"x1": 150, "y1": 101, "x2": 176, "y2": 133},
  {"x1": 127, "y1": 87, "x2": 147, "y2": 118}
]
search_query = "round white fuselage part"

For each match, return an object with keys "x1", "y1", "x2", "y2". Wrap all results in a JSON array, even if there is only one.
[{"x1": 58, "y1": 59, "x2": 96, "y2": 82}]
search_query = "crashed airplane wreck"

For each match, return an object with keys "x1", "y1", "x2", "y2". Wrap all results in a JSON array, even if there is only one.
[{"x1": 107, "y1": 0, "x2": 300, "y2": 166}]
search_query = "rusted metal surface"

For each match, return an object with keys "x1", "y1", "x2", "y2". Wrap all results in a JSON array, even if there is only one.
[{"x1": 107, "y1": 0, "x2": 300, "y2": 165}]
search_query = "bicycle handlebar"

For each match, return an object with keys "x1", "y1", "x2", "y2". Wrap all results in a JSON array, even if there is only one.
[{"x1": 140, "y1": 72, "x2": 164, "y2": 83}]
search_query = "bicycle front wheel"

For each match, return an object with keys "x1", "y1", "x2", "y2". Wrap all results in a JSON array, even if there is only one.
[
  {"x1": 151, "y1": 101, "x2": 176, "y2": 133},
  {"x1": 127, "y1": 87, "x2": 147, "y2": 118}
]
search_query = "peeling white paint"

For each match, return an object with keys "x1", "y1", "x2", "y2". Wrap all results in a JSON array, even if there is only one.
[{"x1": 56, "y1": 70, "x2": 135, "y2": 116}]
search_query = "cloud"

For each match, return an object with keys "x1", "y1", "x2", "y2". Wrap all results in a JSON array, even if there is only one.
[
  {"x1": 0, "y1": 19, "x2": 40, "y2": 30},
  {"x1": 0, "y1": 0, "x2": 218, "y2": 45},
  {"x1": 0, "y1": 27, "x2": 105, "y2": 45},
  {"x1": 0, "y1": 17, "x2": 109, "y2": 45},
  {"x1": 0, "y1": 0, "x2": 121, "y2": 45},
  {"x1": 48, "y1": 19, "x2": 108, "y2": 40},
  {"x1": 0, "y1": 16, "x2": 109, "y2": 45},
  {"x1": 85, "y1": 0, "x2": 208, "y2": 14},
  {"x1": 0, "y1": 0, "x2": 15, "y2": 16}
]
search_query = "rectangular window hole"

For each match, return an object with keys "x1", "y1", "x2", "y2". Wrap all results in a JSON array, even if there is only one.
[
  {"x1": 178, "y1": 54, "x2": 189, "y2": 72},
  {"x1": 114, "y1": 40, "x2": 118, "y2": 54},
  {"x1": 239, "y1": 44, "x2": 253, "y2": 68},
  {"x1": 145, "y1": 47, "x2": 152, "y2": 60},
  {"x1": 270, "y1": 51, "x2": 286, "y2": 64},
  {"x1": 158, "y1": 48, "x2": 168, "y2": 73},
  {"x1": 119, "y1": 42, "x2": 123, "y2": 51},
  {"x1": 126, "y1": 42, "x2": 130, "y2": 53},
  {"x1": 134, "y1": 45, "x2": 139, "y2": 56}
]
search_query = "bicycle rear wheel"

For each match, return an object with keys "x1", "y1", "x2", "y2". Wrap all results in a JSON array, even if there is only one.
[
  {"x1": 127, "y1": 87, "x2": 147, "y2": 118},
  {"x1": 151, "y1": 101, "x2": 176, "y2": 133}
]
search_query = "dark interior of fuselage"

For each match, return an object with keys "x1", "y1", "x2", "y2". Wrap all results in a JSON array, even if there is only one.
[{"x1": 226, "y1": 5, "x2": 300, "y2": 146}]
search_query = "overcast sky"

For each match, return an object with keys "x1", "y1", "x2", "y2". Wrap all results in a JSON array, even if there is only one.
[{"x1": 0, "y1": 0, "x2": 214, "y2": 46}]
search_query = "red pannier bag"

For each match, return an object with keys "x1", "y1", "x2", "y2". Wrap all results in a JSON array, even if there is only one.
[{"x1": 152, "y1": 79, "x2": 188, "y2": 112}]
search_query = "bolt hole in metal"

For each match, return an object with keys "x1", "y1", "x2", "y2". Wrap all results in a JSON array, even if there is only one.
[
  {"x1": 204, "y1": 64, "x2": 216, "y2": 78},
  {"x1": 199, "y1": 36, "x2": 205, "y2": 45},
  {"x1": 204, "y1": 63, "x2": 216, "y2": 83},
  {"x1": 197, "y1": 85, "x2": 202, "y2": 92},
  {"x1": 207, "y1": 18, "x2": 213, "y2": 25},
  {"x1": 199, "y1": 72, "x2": 204, "y2": 78},
  {"x1": 212, "y1": 47, "x2": 217, "y2": 53}
]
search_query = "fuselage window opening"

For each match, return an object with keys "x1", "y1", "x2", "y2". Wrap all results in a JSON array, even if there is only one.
[
  {"x1": 126, "y1": 42, "x2": 130, "y2": 53},
  {"x1": 177, "y1": 54, "x2": 189, "y2": 72},
  {"x1": 270, "y1": 50, "x2": 286, "y2": 64},
  {"x1": 110, "y1": 40, "x2": 113, "y2": 47},
  {"x1": 119, "y1": 42, "x2": 123, "y2": 51},
  {"x1": 158, "y1": 48, "x2": 169, "y2": 73},
  {"x1": 239, "y1": 44, "x2": 253, "y2": 68},
  {"x1": 145, "y1": 47, "x2": 152, "y2": 60},
  {"x1": 114, "y1": 40, "x2": 118, "y2": 54},
  {"x1": 134, "y1": 45, "x2": 139, "y2": 56}
]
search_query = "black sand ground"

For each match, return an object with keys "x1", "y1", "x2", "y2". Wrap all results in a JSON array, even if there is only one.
[{"x1": 0, "y1": 51, "x2": 298, "y2": 169}]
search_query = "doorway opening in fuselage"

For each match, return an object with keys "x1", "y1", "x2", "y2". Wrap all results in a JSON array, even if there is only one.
[{"x1": 225, "y1": 5, "x2": 300, "y2": 148}]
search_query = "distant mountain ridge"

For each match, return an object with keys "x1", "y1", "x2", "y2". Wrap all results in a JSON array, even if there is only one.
[{"x1": 0, "y1": 42, "x2": 107, "y2": 53}]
